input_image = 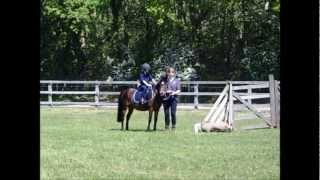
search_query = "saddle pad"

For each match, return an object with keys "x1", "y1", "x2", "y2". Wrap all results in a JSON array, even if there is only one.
[{"x1": 132, "y1": 88, "x2": 153, "y2": 104}]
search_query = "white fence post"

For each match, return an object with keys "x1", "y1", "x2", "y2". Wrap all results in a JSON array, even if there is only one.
[
  {"x1": 228, "y1": 82, "x2": 234, "y2": 126},
  {"x1": 269, "y1": 74, "x2": 276, "y2": 127},
  {"x1": 95, "y1": 82, "x2": 99, "y2": 106},
  {"x1": 48, "y1": 82, "x2": 53, "y2": 106},
  {"x1": 275, "y1": 81, "x2": 280, "y2": 128},
  {"x1": 194, "y1": 83, "x2": 199, "y2": 109},
  {"x1": 248, "y1": 87, "x2": 252, "y2": 105}
]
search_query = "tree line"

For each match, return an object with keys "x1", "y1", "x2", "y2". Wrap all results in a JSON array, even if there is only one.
[{"x1": 40, "y1": 0, "x2": 280, "y2": 81}]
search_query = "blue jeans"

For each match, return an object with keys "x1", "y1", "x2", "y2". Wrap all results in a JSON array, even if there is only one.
[{"x1": 163, "y1": 97, "x2": 177, "y2": 128}]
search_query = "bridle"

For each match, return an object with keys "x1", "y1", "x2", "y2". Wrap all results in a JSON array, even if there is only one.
[{"x1": 158, "y1": 79, "x2": 170, "y2": 101}]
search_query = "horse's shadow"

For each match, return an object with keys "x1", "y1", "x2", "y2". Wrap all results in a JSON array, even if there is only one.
[{"x1": 109, "y1": 128, "x2": 166, "y2": 132}]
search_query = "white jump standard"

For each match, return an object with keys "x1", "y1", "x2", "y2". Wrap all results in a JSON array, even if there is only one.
[
  {"x1": 194, "y1": 83, "x2": 233, "y2": 133},
  {"x1": 194, "y1": 76, "x2": 280, "y2": 133}
]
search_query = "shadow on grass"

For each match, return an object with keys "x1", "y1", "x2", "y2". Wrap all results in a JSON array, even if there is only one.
[
  {"x1": 241, "y1": 127, "x2": 271, "y2": 131},
  {"x1": 109, "y1": 128, "x2": 166, "y2": 132}
]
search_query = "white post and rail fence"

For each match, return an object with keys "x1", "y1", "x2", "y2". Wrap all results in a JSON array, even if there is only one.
[{"x1": 40, "y1": 75, "x2": 280, "y2": 127}]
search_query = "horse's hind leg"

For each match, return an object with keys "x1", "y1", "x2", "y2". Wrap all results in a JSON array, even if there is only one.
[
  {"x1": 125, "y1": 107, "x2": 133, "y2": 130},
  {"x1": 147, "y1": 110, "x2": 153, "y2": 131}
]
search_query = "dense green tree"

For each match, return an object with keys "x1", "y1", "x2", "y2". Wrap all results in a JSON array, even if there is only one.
[{"x1": 40, "y1": 0, "x2": 280, "y2": 81}]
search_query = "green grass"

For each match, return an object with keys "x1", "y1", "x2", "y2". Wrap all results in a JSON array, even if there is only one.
[{"x1": 41, "y1": 107, "x2": 279, "y2": 180}]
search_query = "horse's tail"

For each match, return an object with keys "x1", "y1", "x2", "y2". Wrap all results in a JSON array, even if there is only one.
[{"x1": 117, "y1": 89, "x2": 125, "y2": 123}]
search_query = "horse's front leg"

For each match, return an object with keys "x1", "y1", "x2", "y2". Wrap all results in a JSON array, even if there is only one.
[
  {"x1": 125, "y1": 107, "x2": 133, "y2": 130},
  {"x1": 147, "y1": 110, "x2": 153, "y2": 131},
  {"x1": 121, "y1": 108, "x2": 127, "y2": 131},
  {"x1": 153, "y1": 110, "x2": 158, "y2": 131}
]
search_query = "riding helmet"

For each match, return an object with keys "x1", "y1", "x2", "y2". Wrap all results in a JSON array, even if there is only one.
[{"x1": 141, "y1": 63, "x2": 151, "y2": 72}]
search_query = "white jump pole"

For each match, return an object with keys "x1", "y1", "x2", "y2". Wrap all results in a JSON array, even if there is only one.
[
  {"x1": 209, "y1": 95, "x2": 228, "y2": 123},
  {"x1": 202, "y1": 84, "x2": 229, "y2": 122}
]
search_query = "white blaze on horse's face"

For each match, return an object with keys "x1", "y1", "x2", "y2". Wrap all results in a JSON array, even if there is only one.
[{"x1": 160, "y1": 81, "x2": 166, "y2": 96}]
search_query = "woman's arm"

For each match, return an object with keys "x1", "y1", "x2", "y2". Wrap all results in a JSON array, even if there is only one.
[
  {"x1": 171, "y1": 80, "x2": 181, "y2": 95},
  {"x1": 171, "y1": 90, "x2": 181, "y2": 95}
]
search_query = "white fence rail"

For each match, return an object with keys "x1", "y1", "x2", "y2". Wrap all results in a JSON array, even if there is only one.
[{"x1": 40, "y1": 80, "x2": 279, "y2": 109}]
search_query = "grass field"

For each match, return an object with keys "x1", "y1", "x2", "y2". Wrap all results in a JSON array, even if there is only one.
[{"x1": 41, "y1": 107, "x2": 279, "y2": 180}]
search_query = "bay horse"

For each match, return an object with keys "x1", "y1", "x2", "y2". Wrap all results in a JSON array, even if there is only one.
[{"x1": 116, "y1": 78, "x2": 168, "y2": 131}]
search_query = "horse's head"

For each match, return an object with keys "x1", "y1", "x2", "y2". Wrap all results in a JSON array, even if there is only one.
[{"x1": 155, "y1": 77, "x2": 169, "y2": 100}]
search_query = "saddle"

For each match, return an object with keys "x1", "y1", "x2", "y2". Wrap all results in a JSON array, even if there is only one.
[{"x1": 132, "y1": 86, "x2": 153, "y2": 104}]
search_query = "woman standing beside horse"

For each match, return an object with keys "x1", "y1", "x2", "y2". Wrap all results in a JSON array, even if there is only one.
[{"x1": 162, "y1": 67, "x2": 181, "y2": 130}]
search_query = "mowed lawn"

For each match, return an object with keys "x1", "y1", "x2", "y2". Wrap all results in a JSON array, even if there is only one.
[{"x1": 41, "y1": 107, "x2": 279, "y2": 180}]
